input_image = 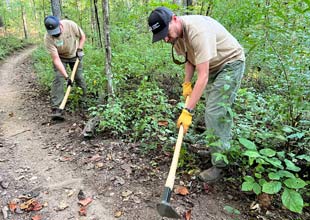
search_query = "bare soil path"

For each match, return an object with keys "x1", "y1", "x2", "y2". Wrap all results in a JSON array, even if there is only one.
[
  {"x1": 1, "y1": 47, "x2": 308, "y2": 220},
  {"x1": 0, "y1": 47, "x2": 115, "y2": 220}
]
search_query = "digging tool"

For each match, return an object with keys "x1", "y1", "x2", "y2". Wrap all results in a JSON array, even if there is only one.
[
  {"x1": 52, "y1": 58, "x2": 80, "y2": 120},
  {"x1": 156, "y1": 97, "x2": 189, "y2": 219},
  {"x1": 59, "y1": 58, "x2": 80, "y2": 110}
]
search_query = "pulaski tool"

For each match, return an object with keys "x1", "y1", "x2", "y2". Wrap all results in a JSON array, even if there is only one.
[{"x1": 156, "y1": 97, "x2": 189, "y2": 219}]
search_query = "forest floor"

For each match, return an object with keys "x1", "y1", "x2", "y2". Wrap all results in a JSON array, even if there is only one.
[{"x1": 0, "y1": 47, "x2": 309, "y2": 220}]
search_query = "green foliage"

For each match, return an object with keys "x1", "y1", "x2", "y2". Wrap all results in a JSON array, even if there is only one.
[
  {"x1": 239, "y1": 138, "x2": 308, "y2": 213},
  {"x1": 91, "y1": 77, "x2": 176, "y2": 151},
  {"x1": 0, "y1": 36, "x2": 28, "y2": 60},
  {"x1": 3, "y1": 0, "x2": 309, "y2": 216}
]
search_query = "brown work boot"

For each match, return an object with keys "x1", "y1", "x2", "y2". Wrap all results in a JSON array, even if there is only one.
[{"x1": 198, "y1": 166, "x2": 224, "y2": 183}]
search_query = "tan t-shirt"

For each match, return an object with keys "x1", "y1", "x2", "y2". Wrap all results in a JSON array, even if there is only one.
[
  {"x1": 174, "y1": 16, "x2": 245, "y2": 73},
  {"x1": 44, "y1": 20, "x2": 84, "y2": 59}
]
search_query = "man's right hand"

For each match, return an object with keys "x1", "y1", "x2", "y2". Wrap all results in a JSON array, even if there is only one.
[
  {"x1": 76, "y1": 48, "x2": 84, "y2": 59},
  {"x1": 182, "y1": 82, "x2": 192, "y2": 99}
]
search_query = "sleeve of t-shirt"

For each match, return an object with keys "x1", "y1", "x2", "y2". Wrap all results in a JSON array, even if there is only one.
[
  {"x1": 70, "y1": 21, "x2": 84, "y2": 39},
  {"x1": 44, "y1": 35, "x2": 57, "y2": 55},
  {"x1": 191, "y1": 32, "x2": 217, "y2": 65}
]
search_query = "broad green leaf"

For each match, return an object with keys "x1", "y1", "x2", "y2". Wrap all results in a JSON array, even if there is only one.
[
  {"x1": 276, "y1": 151, "x2": 286, "y2": 159},
  {"x1": 284, "y1": 159, "x2": 301, "y2": 172},
  {"x1": 253, "y1": 182, "x2": 262, "y2": 195},
  {"x1": 259, "y1": 178, "x2": 267, "y2": 186},
  {"x1": 282, "y1": 126, "x2": 293, "y2": 133},
  {"x1": 264, "y1": 157, "x2": 284, "y2": 169},
  {"x1": 239, "y1": 138, "x2": 256, "y2": 150},
  {"x1": 262, "y1": 181, "x2": 282, "y2": 194},
  {"x1": 255, "y1": 173, "x2": 262, "y2": 179},
  {"x1": 287, "y1": 132, "x2": 304, "y2": 139},
  {"x1": 296, "y1": 154, "x2": 310, "y2": 162},
  {"x1": 244, "y1": 175, "x2": 255, "y2": 182},
  {"x1": 278, "y1": 170, "x2": 295, "y2": 179},
  {"x1": 243, "y1": 150, "x2": 261, "y2": 158},
  {"x1": 275, "y1": 135, "x2": 287, "y2": 141},
  {"x1": 241, "y1": 182, "x2": 254, "y2": 191},
  {"x1": 268, "y1": 172, "x2": 281, "y2": 180},
  {"x1": 223, "y1": 205, "x2": 240, "y2": 215},
  {"x1": 284, "y1": 178, "x2": 307, "y2": 189},
  {"x1": 282, "y1": 188, "x2": 304, "y2": 214},
  {"x1": 259, "y1": 148, "x2": 276, "y2": 157}
]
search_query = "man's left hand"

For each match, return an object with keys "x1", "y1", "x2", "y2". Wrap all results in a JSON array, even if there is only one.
[
  {"x1": 76, "y1": 48, "x2": 84, "y2": 59},
  {"x1": 66, "y1": 78, "x2": 73, "y2": 87},
  {"x1": 177, "y1": 109, "x2": 192, "y2": 133}
]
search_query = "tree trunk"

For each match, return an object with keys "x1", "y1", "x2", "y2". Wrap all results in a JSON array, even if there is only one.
[
  {"x1": 102, "y1": 0, "x2": 114, "y2": 97},
  {"x1": 185, "y1": 0, "x2": 193, "y2": 14},
  {"x1": 94, "y1": 0, "x2": 103, "y2": 48},
  {"x1": 205, "y1": 0, "x2": 214, "y2": 16},
  {"x1": 0, "y1": 16, "x2": 3, "y2": 27},
  {"x1": 21, "y1": 5, "x2": 28, "y2": 39},
  {"x1": 50, "y1": 0, "x2": 61, "y2": 18}
]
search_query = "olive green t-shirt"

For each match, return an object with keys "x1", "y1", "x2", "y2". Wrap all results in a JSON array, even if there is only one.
[
  {"x1": 174, "y1": 16, "x2": 245, "y2": 73},
  {"x1": 44, "y1": 20, "x2": 84, "y2": 59}
]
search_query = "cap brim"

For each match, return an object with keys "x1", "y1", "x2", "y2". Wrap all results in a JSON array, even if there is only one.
[
  {"x1": 152, "y1": 26, "x2": 168, "y2": 43},
  {"x1": 47, "y1": 26, "x2": 60, "y2": 36}
]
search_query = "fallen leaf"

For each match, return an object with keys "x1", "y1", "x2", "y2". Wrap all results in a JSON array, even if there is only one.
[
  {"x1": 57, "y1": 201, "x2": 69, "y2": 211},
  {"x1": 20, "y1": 199, "x2": 35, "y2": 210},
  {"x1": 67, "y1": 190, "x2": 74, "y2": 197},
  {"x1": 203, "y1": 183, "x2": 210, "y2": 193},
  {"x1": 121, "y1": 190, "x2": 133, "y2": 197},
  {"x1": 158, "y1": 120, "x2": 168, "y2": 126},
  {"x1": 89, "y1": 154, "x2": 102, "y2": 162},
  {"x1": 258, "y1": 193, "x2": 273, "y2": 209},
  {"x1": 32, "y1": 201, "x2": 42, "y2": 211},
  {"x1": 184, "y1": 209, "x2": 191, "y2": 220},
  {"x1": 32, "y1": 215, "x2": 42, "y2": 220},
  {"x1": 8, "y1": 201, "x2": 17, "y2": 213},
  {"x1": 174, "y1": 186, "x2": 189, "y2": 196},
  {"x1": 79, "y1": 206, "x2": 87, "y2": 216},
  {"x1": 78, "y1": 198, "x2": 93, "y2": 207},
  {"x1": 114, "y1": 210, "x2": 123, "y2": 218}
]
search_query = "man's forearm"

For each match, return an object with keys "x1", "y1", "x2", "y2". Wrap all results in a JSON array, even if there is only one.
[
  {"x1": 78, "y1": 33, "x2": 86, "y2": 49},
  {"x1": 53, "y1": 58, "x2": 68, "y2": 78},
  {"x1": 184, "y1": 62, "x2": 195, "y2": 82},
  {"x1": 186, "y1": 61, "x2": 209, "y2": 110}
]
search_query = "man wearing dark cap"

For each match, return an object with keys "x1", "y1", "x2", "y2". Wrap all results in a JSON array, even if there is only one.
[
  {"x1": 148, "y1": 7, "x2": 245, "y2": 182},
  {"x1": 44, "y1": 15, "x2": 87, "y2": 119}
]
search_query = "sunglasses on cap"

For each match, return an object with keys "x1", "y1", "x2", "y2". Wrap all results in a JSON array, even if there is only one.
[{"x1": 171, "y1": 45, "x2": 187, "y2": 65}]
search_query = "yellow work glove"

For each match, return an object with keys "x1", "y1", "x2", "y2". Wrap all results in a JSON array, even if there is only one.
[
  {"x1": 182, "y1": 82, "x2": 192, "y2": 99},
  {"x1": 177, "y1": 109, "x2": 192, "y2": 133}
]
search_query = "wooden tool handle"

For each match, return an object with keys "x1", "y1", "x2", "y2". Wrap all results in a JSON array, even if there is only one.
[
  {"x1": 164, "y1": 96, "x2": 189, "y2": 189},
  {"x1": 59, "y1": 59, "x2": 80, "y2": 110}
]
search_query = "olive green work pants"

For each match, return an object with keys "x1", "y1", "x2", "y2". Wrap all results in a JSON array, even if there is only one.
[
  {"x1": 51, "y1": 57, "x2": 87, "y2": 109},
  {"x1": 204, "y1": 60, "x2": 245, "y2": 167}
]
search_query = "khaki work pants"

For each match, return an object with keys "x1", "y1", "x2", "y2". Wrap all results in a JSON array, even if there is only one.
[
  {"x1": 51, "y1": 57, "x2": 87, "y2": 108},
  {"x1": 205, "y1": 60, "x2": 245, "y2": 167}
]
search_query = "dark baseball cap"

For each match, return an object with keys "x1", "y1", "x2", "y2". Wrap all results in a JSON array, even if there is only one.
[
  {"x1": 148, "y1": 7, "x2": 173, "y2": 43},
  {"x1": 44, "y1": 16, "x2": 60, "y2": 35}
]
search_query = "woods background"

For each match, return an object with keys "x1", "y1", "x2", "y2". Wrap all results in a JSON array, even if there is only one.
[{"x1": 0, "y1": 0, "x2": 309, "y2": 216}]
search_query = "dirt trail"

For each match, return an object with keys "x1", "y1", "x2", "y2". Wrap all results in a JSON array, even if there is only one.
[
  {"x1": 3, "y1": 47, "x2": 304, "y2": 220},
  {"x1": 0, "y1": 47, "x2": 115, "y2": 220}
]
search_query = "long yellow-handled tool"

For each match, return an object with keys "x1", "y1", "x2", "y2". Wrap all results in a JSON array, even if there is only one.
[
  {"x1": 52, "y1": 58, "x2": 79, "y2": 120},
  {"x1": 59, "y1": 58, "x2": 79, "y2": 110},
  {"x1": 156, "y1": 97, "x2": 189, "y2": 219}
]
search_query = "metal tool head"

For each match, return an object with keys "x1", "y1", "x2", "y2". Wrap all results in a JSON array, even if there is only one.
[
  {"x1": 156, "y1": 201, "x2": 181, "y2": 219},
  {"x1": 156, "y1": 187, "x2": 181, "y2": 219}
]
